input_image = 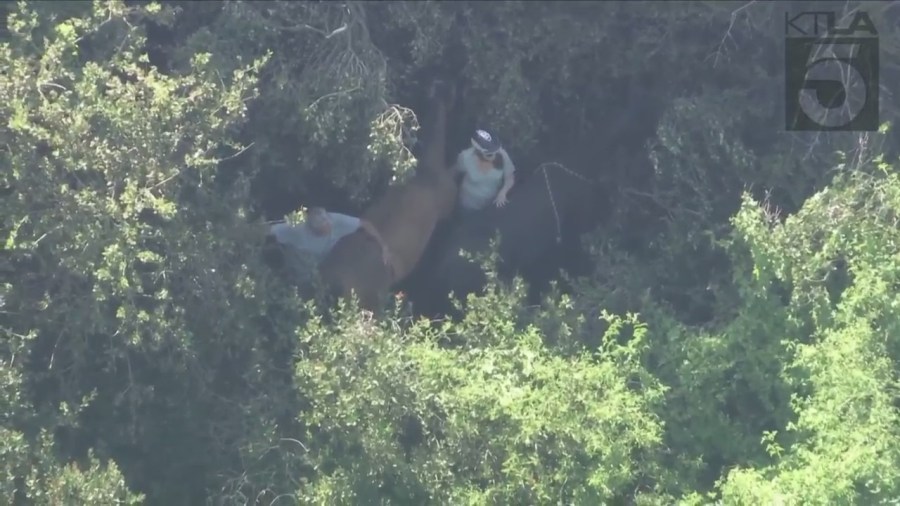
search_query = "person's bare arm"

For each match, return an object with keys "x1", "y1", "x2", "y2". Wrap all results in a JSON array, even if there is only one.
[
  {"x1": 359, "y1": 219, "x2": 393, "y2": 267},
  {"x1": 498, "y1": 170, "x2": 515, "y2": 196},
  {"x1": 494, "y1": 152, "x2": 516, "y2": 207}
]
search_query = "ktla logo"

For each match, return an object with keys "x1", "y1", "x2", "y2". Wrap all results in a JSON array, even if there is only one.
[{"x1": 784, "y1": 10, "x2": 879, "y2": 131}]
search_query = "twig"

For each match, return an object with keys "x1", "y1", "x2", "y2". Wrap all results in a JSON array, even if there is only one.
[
  {"x1": 279, "y1": 437, "x2": 309, "y2": 451},
  {"x1": 289, "y1": 22, "x2": 348, "y2": 38},
  {"x1": 712, "y1": 1, "x2": 757, "y2": 68},
  {"x1": 38, "y1": 81, "x2": 68, "y2": 92},
  {"x1": 217, "y1": 141, "x2": 256, "y2": 163},
  {"x1": 307, "y1": 86, "x2": 360, "y2": 110},
  {"x1": 150, "y1": 172, "x2": 180, "y2": 190},
  {"x1": 261, "y1": 12, "x2": 348, "y2": 38}
]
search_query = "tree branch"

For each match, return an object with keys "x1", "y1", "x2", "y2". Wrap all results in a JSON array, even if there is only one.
[{"x1": 712, "y1": 1, "x2": 757, "y2": 68}]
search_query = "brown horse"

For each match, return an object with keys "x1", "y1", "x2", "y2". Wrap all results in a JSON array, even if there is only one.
[{"x1": 317, "y1": 81, "x2": 458, "y2": 312}]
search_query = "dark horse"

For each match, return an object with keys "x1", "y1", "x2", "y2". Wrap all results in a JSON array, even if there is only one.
[
  {"x1": 317, "y1": 81, "x2": 458, "y2": 312},
  {"x1": 417, "y1": 161, "x2": 603, "y2": 315}
]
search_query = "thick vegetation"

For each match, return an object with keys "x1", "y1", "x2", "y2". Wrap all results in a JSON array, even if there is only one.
[{"x1": 2, "y1": 0, "x2": 900, "y2": 504}]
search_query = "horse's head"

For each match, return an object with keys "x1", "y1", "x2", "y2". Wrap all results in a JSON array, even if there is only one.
[
  {"x1": 427, "y1": 79, "x2": 457, "y2": 112},
  {"x1": 419, "y1": 79, "x2": 460, "y2": 219}
]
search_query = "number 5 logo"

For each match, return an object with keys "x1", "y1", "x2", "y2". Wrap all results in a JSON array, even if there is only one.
[
  {"x1": 785, "y1": 36, "x2": 879, "y2": 131},
  {"x1": 798, "y1": 42, "x2": 868, "y2": 127}
]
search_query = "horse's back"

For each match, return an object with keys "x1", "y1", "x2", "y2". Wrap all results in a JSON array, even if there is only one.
[
  {"x1": 317, "y1": 178, "x2": 442, "y2": 311},
  {"x1": 363, "y1": 176, "x2": 450, "y2": 280},
  {"x1": 432, "y1": 166, "x2": 584, "y2": 295},
  {"x1": 318, "y1": 231, "x2": 392, "y2": 311},
  {"x1": 462, "y1": 175, "x2": 560, "y2": 262}
]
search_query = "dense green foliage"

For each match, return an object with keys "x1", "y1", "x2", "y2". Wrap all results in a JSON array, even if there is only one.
[{"x1": 2, "y1": 0, "x2": 900, "y2": 504}]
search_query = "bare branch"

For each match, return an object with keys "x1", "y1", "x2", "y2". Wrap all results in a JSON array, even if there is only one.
[
  {"x1": 266, "y1": 17, "x2": 348, "y2": 38},
  {"x1": 712, "y1": 1, "x2": 757, "y2": 68},
  {"x1": 279, "y1": 437, "x2": 309, "y2": 452},
  {"x1": 38, "y1": 81, "x2": 68, "y2": 92},
  {"x1": 217, "y1": 141, "x2": 256, "y2": 163},
  {"x1": 306, "y1": 86, "x2": 361, "y2": 110}
]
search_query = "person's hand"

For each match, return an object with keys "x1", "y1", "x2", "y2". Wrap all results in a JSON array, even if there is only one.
[{"x1": 494, "y1": 193, "x2": 509, "y2": 207}]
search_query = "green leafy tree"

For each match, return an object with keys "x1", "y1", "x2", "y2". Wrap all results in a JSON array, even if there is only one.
[
  {"x1": 712, "y1": 162, "x2": 900, "y2": 504},
  {"x1": 168, "y1": 0, "x2": 420, "y2": 209},
  {"x1": 1, "y1": 1, "x2": 306, "y2": 502},
  {"x1": 0, "y1": 327, "x2": 142, "y2": 504},
  {"x1": 220, "y1": 289, "x2": 668, "y2": 504}
]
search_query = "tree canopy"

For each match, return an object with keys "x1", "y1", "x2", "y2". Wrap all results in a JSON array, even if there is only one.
[{"x1": 2, "y1": 0, "x2": 900, "y2": 504}]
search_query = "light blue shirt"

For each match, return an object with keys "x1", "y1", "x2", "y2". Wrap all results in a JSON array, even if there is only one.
[
  {"x1": 456, "y1": 147, "x2": 515, "y2": 210},
  {"x1": 269, "y1": 212, "x2": 361, "y2": 264}
]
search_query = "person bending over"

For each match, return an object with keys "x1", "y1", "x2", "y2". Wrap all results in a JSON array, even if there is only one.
[{"x1": 268, "y1": 207, "x2": 393, "y2": 274}]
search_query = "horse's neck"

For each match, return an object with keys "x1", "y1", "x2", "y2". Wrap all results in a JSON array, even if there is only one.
[
  {"x1": 413, "y1": 95, "x2": 456, "y2": 218},
  {"x1": 413, "y1": 167, "x2": 456, "y2": 219},
  {"x1": 435, "y1": 170, "x2": 458, "y2": 219},
  {"x1": 419, "y1": 101, "x2": 448, "y2": 177}
]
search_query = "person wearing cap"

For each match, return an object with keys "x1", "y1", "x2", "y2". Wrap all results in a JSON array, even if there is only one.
[
  {"x1": 455, "y1": 129, "x2": 516, "y2": 211},
  {"x1": 266, "y1": 207, "x2": 393, "y2": 280}
]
